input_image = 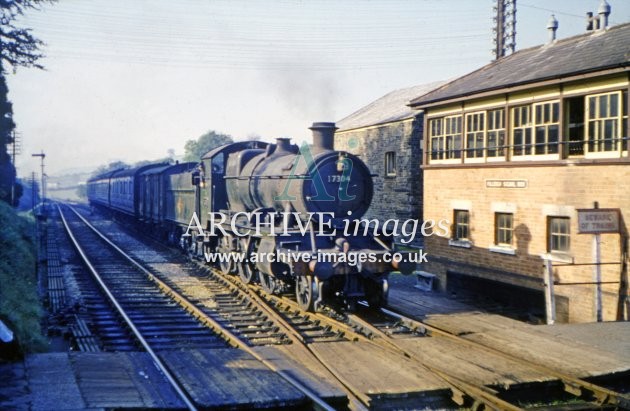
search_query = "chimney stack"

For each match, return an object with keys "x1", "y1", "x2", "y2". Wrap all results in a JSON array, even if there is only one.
[
  {"x1": 310, "y1": 122, "x2": 337, "y2": 151},
  {"x1": 598, "y1": 0, "x2": 611, "y2": 30},
  {"x1": 547, "y1": 14, "x2": 558, "y2": 43},
  {"x1": 586, "y1": 0, "x2": 611, "y2": 31}
]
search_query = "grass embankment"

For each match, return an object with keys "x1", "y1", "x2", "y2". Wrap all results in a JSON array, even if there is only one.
[{"x1": 0, "y1": 201, "x2": 47, "y2": 357}]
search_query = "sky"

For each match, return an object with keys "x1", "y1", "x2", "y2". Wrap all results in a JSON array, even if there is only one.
[{"x1": 7, "y1": 0, "x2": 630, "y2": 176}]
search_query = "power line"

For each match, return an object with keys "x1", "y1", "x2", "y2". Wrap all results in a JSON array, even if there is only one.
[{"x1": 519, "y1": 2, "x2": 588, "y2": 19}]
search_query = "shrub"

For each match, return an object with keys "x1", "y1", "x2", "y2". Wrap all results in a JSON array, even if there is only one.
[{"x1": 0, "y1": 201, "x2": 47, "y2": 357}]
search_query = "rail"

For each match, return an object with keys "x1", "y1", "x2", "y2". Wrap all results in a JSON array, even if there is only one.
[
  {"x1": 210, "y1": 261, "x2": 524, "y2": 410},
  {"x1": 62, "y1": 204, "x2": 335, "y2": 411},
  {"x1": 58, "y1": 204, "x2": 198, "y2": 411},
  {"x1": 380, "y1": 305, "x2": 630, "y2": 409}
]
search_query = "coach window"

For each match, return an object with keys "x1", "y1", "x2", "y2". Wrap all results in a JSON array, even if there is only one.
[
  {"x1": 548, "y1": 216, "x2": 570, "y2": 253},
  {"x1": 385, "y1": 151, "x2": 396, "y2": 177}
]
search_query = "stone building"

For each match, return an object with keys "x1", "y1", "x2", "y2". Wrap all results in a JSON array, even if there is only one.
[
  {"x1": 335, "y1": 81, "x2": 443, "y2": 241},
  {"x1": 409, "y1": 22, "x2": 629, "y2": 323}
]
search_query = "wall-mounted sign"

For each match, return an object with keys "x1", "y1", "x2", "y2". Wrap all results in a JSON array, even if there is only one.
[
  {"x1": 485, "y1": 179, "x2": 528, "y2": 189},
  {"x1": 577, "y1": 208, "x2": 620, "y2": 234}
]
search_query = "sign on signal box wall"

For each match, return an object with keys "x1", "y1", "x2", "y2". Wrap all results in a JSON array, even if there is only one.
[{"x1": 577, "y1": 208, "x2": 620, "y2": 234}]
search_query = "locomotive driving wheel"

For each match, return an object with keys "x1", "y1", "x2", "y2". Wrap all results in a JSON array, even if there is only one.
[
  {"x1": 296, "y1": 275, "x2": 317, "y2": 311},
  {"x1": 259, "y1": 272, "x2": 278, "y2": 294},
  {"x1": 237, "y1": 238, "x2": 257, "y2": 284},
  {"x1": 217, "y1": 234, "x2": 236, "y2": 275},
  {"x1": 238, "y1": 262, "x2": 257, "y2": 284}
]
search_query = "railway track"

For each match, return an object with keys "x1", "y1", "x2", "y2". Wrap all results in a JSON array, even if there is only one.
[
  {"x1": 59, "y1": 205, "x2": 227, "y2": 352},
  {"x1": 207, "y1": 251, "x2": 630, "y2": 410},
  {"x1": 216, "y1": 268, "x2": 524, "y2": 410},
  {"x1": 69, "y1": 204, "x2": 630, "y2": 410},
  {"x1": 57, "y1": 204, "x2": 335, "y2": 411},
  {"x1": 376, "y1": 305, "x2": 630, "y2": 410}
]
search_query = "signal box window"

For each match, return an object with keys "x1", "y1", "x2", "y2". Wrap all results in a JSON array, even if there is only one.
[
  {"x1": 487, "y1": 109, "x2": 505, "y2": 158},
  {"x1": 587, "y1": 91, "x2": 623, "y2": 153},
  {"x1": 548, "y1": 216, "x2": 570, "y2": 253},
  {"x1": 465, "y1": 112, "x2": 485, "y2": 158},
  {"x1": 384, "y1": 151, "x2": 396, "y2": 177},
  {"x1": 512, "y1": 105, "x2": 532, "y2": 156},
  {"x1": 429, "y1": 115, "x2": 462, "y2": 160},
  {"x1": 566, "y1": 96, "x2": 585, "y2": 156},
  {"x1": 534, "y1": 101, "x2": 560, "y2": 155},
  {"x1": 453, "y1": 210, "x2": 470, "y2": 240},
  {"x1": 444, "y1": 116, "x2": 462, "y2": 159},
  {"x1": 495, "y1": 213, "x2": 513, "y2": 246},
  {"x1": 512, "y1": 102, "x2": 559, "y2": 156}
]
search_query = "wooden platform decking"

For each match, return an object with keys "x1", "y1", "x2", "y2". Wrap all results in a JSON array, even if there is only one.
[
  {"x1": 6, "y1": 349, "x2": 308, "y2": 410},
  {"x1": 388, "y1": 282, "x2": 630, "y2": 383}
]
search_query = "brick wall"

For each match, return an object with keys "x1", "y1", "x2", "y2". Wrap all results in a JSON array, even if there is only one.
[
  {"x1": 335, "y1": 116, "x2": 424, "y2": 234},
  {"x1": 423, "y1": 163, "x2": 629, "y2": 323}
]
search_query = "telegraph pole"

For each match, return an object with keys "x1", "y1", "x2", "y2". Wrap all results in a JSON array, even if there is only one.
[
  {"x1": 9, "y1": 131, "x2": 21, "y2": 206},
  {"x1": 493, "y1": 0, "x2": 517, "y2": 60},
  {"x1": 31, "y1": 151, "x2": 45, "y2": 213},
  {"x1": 31, "y1": 171, "x2": 36, "y2": 212}
]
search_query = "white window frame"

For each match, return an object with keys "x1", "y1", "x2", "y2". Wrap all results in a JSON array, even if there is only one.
[
  {"x1": 465, "y1": 111, "x2": 486, "y2": 163},
  {"x1": 511, "y1": 101, "x2": 561, "y2": 161},
  {"x1": 585, "y1": 91, "x2": 627, "y2": 159},
  {"x1": 428, "y1": 115, "x2": 463, "y2": 164},
  {"x1": 486, "y1": 108, "x2": 507, "y2": 162}
]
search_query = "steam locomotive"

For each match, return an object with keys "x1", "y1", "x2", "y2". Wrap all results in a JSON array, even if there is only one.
[{"x1": 87, "y1": 122, "x2": 413, "y2": 311}]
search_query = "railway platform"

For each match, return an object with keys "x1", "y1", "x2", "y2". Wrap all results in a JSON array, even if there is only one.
[{"x1": 0, "y1": 349, "x2": 308, "y2": 410}]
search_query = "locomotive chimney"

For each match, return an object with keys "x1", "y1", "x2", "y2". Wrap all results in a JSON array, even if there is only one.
[
  {"x1": 309, "y1": 122, "x2": 337, "y2": 151},
  {"x1": 275, "y1": 137, "x2": 292, "y2": 154}
]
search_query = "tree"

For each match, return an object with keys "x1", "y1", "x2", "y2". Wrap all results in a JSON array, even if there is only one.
[
  {"x1": 183, "y1": 130, "x2": 233, "y2": 162},
  {"x1": 0, "y1": 0, "x2": 54, "y2": 206},
  {"x1": 0, "y1": 76, "x2": 16, "y2": 204},
  {"x1": 1, "y1": 1, "x2": 53, "y2": 71}
]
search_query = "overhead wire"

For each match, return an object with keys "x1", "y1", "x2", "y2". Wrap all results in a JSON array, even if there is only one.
[{"x1": 15, "y1": 1, "x2": 490, "y2": 71}]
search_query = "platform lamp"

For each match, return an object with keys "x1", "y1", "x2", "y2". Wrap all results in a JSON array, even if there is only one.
[{"x1": 31, "y1": 151, "x2": 45, "y2": 213}]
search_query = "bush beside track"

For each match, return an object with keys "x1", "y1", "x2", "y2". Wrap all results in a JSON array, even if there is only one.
[{"x1": 0, "y1": 201, "x2": 47, "y2": 358}]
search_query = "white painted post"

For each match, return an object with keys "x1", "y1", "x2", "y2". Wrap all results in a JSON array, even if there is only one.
[
  {"x1": 544, "y1": 258, "x2": 556, "y2": 325},
  {"x1": 593, "y1": 233, "x2": 603, "y2": 322}
]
